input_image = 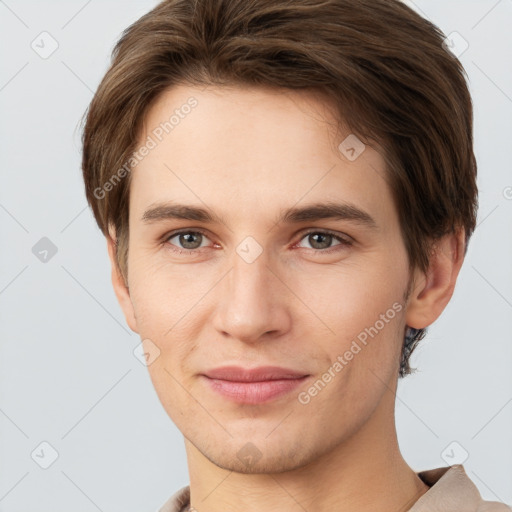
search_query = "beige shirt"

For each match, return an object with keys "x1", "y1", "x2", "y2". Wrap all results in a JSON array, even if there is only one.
[{"x1": 158, "y1": 464, "x2": 511, "y2": 512}]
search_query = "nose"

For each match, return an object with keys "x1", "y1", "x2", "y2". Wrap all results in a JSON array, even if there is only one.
[{"x1": 211, "y1": 247, "x2": 292, "y2": 344}]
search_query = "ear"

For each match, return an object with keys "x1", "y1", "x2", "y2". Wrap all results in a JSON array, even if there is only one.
[
  {"x1": 106, "y1": 229, "x2": 139, "y2": 334},
  {"x1": 405, "y1": 228, "x2": 466, "y2": 329}
]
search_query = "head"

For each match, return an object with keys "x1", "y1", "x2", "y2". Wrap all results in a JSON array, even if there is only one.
[{"x1": 81, "y1": 0, "x2": 477, "y2": 473}]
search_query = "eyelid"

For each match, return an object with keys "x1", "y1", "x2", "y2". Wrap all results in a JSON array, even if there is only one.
[
  {"x1": 164, "y1": 227, "x2": 211, "y2": 240},
  {"x1": 295, "y1": 228, "x2": 353, "y2": 244}
]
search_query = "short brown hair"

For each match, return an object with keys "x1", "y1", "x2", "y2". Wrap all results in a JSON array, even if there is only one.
[{"x1": 81, "y1": 0, "x2": 478, "y2": 377}]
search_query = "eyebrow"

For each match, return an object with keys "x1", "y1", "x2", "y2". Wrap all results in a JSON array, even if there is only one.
[{"x1": 141, "y1": 200, "x2": 378, "y2": 229}]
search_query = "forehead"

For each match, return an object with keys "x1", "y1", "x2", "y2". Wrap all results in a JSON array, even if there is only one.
[{"x1": 130, "y1": 84, "x2": 396, "y2": 232}]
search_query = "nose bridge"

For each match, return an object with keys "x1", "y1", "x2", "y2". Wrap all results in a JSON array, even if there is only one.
[
  {"x1": 212, "y1": 239, "x2": 289, "y2": 342},
  {"x1": 232, "y1": 244, "x2": 271, "y2": 300}
]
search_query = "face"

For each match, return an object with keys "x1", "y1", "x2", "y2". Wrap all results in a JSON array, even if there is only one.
[{"x1": 117, "y1": 84, "x2": 416, "y2": 473}]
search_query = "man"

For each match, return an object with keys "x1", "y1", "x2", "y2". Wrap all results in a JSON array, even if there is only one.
[{"x1": 81, "y1": 0, "x2": 511, "y2": 510}]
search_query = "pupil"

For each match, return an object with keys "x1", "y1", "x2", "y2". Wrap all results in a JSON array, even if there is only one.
[
  {"x1": 311, "y1": 233, "x2": 331, "y2": 249},
  {"x1": 180, "y1": 233, "x2": 201, "y2": 249}
]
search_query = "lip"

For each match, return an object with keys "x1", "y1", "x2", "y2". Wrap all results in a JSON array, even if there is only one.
[
  {"x1": 203, "y1": 365, "x2": 308, "y2": 382},
  {"x1": 200, "y1": 365, "x2": 310, "y2": 404}
]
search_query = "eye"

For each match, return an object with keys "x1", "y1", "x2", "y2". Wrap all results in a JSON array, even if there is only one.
[
  {"x1": 165, "y1": 230, "x2": 213, "y2": 253},
  {"x1": 296, "y1": 230, "x2": 353, "y2": 252},
  {"x1": 162, "y1": 228, "x2": 353, "y2": 257}
]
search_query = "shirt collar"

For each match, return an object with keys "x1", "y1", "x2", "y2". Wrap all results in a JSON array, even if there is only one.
[{"x1": 159, "y1": 464, "x2": 483, "y2": 512}]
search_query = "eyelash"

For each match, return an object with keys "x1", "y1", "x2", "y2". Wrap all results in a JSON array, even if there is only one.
[{"x1": 162, "y1": 228, "x2": 353, "y2": 256}]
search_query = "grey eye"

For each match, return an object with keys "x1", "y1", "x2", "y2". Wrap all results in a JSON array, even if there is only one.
[
  {"x1": 299, "y1": 232, "x2": 344, "y2": 250},
  {"x1": 167, "y1": 231, "x2": 210, "y2": 250}
]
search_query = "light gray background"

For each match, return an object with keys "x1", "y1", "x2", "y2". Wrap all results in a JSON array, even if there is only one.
[{"x1": 0, "y1": 0, "x2": 511, "y2": 510}]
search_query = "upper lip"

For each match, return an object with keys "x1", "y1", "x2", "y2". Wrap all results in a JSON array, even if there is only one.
[{"x1": 202, "y1": 365, "x2": 309, "y2": 382}]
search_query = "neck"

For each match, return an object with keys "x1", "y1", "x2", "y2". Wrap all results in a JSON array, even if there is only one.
[{"x1": 184, "y1": 383, "x2": 429, "y2": 511}]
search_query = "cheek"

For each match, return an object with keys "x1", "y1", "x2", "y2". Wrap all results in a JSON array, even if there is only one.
[
  {"x1": 128, "y1": 251, "x2": 207, "y2": 331},
  {"x1": 291, "y1": 256, "x2": 408, "y2": 383},
  {"x1": 127, "y1": 260, "x2": 203, "y2": 420},
  {"x1": 299, "y1": 275, "x2": 405, "y2": 427},
  {"x1": 293, "y1": 258, "x2": 406, "y2": 332},
  {"x1": 126, "y1": 255, "x2": 212, "y2": 382}
]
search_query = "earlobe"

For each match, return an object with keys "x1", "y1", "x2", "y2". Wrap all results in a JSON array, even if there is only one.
[
  {"x1": 106, "y1": 232, "x2": 139, "y2": 334},
  {"x1": 405, "y1": 229, "x2": 465, "y2": 330}
]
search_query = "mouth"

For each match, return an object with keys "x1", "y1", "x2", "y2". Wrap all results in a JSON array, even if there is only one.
[{"x1": 200, "y1": 365, "x2": 311, "y2": 404}]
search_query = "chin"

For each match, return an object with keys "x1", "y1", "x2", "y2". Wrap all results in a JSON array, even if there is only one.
[{"x1": 188, "y1": 428, "x2": 324, "y2": 475}]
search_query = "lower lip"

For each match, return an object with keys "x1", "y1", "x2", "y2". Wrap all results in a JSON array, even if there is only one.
[{"x1": 202, "y1": 375, "x2": 310, "y2": 404}]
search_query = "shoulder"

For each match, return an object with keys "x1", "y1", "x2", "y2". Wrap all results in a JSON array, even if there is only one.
[
  {"x1": 414, "y1": 465, "x2": 511, "y2": 511},
  {"x1": 157, "y1": 485, "x2": 190, "y2": 512},
  {"x1": 477, "y1": 502, "x2": 512, "y2": 512}
]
